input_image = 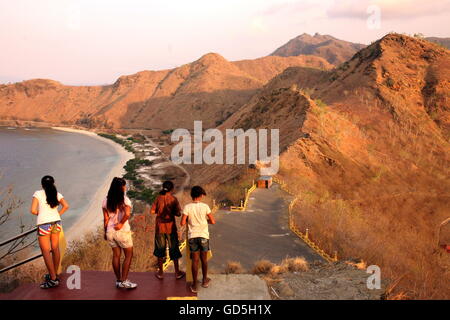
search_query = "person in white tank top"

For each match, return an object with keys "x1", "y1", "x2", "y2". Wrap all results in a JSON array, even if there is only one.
[{"x1": 30, "y1": 175, "x2": 69, "y2": 289}]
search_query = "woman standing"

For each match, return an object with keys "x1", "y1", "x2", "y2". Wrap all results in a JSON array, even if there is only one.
[
  {"x1": 150, "y1": 181, "x2": 185, "y2": 280},
  {"x1": 102, "y1": 177, "x2": 137, "y2": 289},
  {"x1": 30, "y1": 175, "x2": 69, "y2": 289}
]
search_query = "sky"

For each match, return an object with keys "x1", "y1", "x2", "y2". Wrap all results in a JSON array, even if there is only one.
[{"x1": 0, "y1": 0, "x2": 449, "y2": 85}]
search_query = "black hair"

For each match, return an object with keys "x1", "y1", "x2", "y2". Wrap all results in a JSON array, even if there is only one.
[
  {"x1": 41, "y1": 175, "x2": 59, "y2": 208},
  {"x1": 191, "y1": 186, "x2": 206, "y2": 200},
  {"x1": 159, "y1": 181, "x2": 174, "y2": 195},
  {"x1": 106, "y1": 177, "x2": 126, "y2": 213}
]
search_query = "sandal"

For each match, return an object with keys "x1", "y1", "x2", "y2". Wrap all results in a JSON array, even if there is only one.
[
  {"x1": 176, "y1": 271, "x2": 186, "y2": 280},
  {"x1": 44, "y1": 274, "x2": 60, "y2": 282},
  {"x1": 40, "y1": 278, "x2": 59, "y2": 289},
  {"x1": 202, "y1": 277, "x2": 211, "y2": 288},
  {"x1": 190, "y1": 284, "x2": 198, "y2": 293}
]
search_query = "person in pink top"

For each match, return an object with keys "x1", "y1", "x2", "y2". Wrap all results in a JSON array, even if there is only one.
[{"x1": 102, "y1": 177, "x2": 137, "y2": 289}]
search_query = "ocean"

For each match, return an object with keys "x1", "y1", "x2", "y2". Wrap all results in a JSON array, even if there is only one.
[{"x1": 0, "y1": 126, "x2": 122, "y2": 243}]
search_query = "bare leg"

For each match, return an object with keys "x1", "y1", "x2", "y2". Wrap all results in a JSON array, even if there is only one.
[
  {"x1": 200, "y1": 251, "x2": 210, "y2": 285},
  {"x1": 38, "y1": 235, "x2": 57, "y2": 280},
  {"x1": 174, "y1": 259, "x2": 180, "y2": 274},
  {"x1": 121, "y1": 247, "x2": 133, "y2": 281},
  {"x1": 50, "y1": 232, "x2": 60, "y2": 276},
  {"x1": 112, "y1": 247, "x2": 121, "y2": 281},
  {"x1": 157, "y1": 257, "x2": 164, "y2": 277},
  {"x1": 191, "y1": 252, "x2": 200, "y2": 290}
]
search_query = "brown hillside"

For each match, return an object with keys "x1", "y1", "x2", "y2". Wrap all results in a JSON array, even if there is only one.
[
  {"x1": 190, "y1": 34, "x2": 449, "y2": 299},
  {"x1": 270, "y1": 33, "x2": 366, "y2": 66},
  {"x1": 0, "y1": 54, "x2": 331, "y2": 130},
  {"x1": 426, "y1": 37, "x2": 450, "y2": 49}
]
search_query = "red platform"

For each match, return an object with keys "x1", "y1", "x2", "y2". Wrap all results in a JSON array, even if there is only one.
[{"x1": 0, "y1": 271, "x2": 195, "y2": 300}]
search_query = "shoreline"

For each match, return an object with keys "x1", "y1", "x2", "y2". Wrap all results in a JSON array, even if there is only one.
[{"x1": 51, "y1": 127, "x2": 135, "y2": 243}]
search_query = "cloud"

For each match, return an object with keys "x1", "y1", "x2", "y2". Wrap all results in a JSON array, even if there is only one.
[{"x1": 327, "y1": 0, "x2": 450, "y2": 20}]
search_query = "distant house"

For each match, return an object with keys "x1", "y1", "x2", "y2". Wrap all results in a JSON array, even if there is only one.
[{"x1": 257, "y1": 175, "x2": 272, "y2": 189}]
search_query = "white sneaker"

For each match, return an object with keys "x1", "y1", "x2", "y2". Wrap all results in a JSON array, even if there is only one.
[
  {"x1": 115, "y1": 280, "x2": 121, "y2": 288},
  {"x1": 118, "y1": 279, "x2": 137, "y2": 289}
]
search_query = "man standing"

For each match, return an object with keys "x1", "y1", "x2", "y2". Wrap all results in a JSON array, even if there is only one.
[{"x1": 181, "y1": 186, "x2": 216, "y2": 293}]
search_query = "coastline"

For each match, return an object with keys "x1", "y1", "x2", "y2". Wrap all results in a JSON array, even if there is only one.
[{"x1": 51, "y1": 127, "x2": 135, "y2": 243}]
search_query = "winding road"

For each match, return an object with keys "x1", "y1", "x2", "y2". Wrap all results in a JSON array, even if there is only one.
[{"x1": 208, "y1": 183, "x2": 324, "y2": 272}]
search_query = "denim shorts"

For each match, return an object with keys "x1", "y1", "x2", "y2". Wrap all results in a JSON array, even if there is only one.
[{"x1": 188, "y1": 237, "x2": 210, "y2": 252}]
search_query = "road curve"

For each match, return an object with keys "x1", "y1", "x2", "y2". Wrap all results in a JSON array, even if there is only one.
[{"x1": 208, "y1": 183, "x2": 324, "y2": 272}]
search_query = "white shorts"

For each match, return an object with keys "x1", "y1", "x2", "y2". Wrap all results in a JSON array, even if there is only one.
[{"x1": 106, "y1": 230, "x2": 133, "y2": 249}]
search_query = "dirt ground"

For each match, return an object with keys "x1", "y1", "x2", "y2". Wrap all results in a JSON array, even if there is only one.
[{"x1": 267, "y1": 261, "x2": 387, "y2": 300}]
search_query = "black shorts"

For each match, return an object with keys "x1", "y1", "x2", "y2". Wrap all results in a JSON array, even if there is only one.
[
  {"x1": 188, "y1": 237, "x2": 210, "y2": 253},
  {"x1": 153, "y1": 232, "x2": 182, "y2": 260}
]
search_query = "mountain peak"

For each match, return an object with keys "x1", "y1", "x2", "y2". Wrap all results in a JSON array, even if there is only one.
[
  {"x1": 196, "y1": 52, "x2": 229, "y2": 66},
  {"x1": 271, "y1": 33, "x2": 365, "y2": 65}
]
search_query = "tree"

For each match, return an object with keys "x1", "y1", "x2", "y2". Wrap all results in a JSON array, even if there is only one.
[{"x1": 0, "y1": 183, "x2": 36, "y2": 261}]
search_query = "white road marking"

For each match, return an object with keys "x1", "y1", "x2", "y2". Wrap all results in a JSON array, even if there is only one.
[{"x1": 268, "y1": 233, "x2": 290, "y2": 237}]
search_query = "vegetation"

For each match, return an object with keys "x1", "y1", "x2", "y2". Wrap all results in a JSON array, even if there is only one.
[
  {"x1": 162, "y1": 129, "x2": 174, "y2": 135},
  {"x1": 224, "y1": 261, "x2": 244, "y2": 274},
  {"x1": 210, "y1": 169, "x2": 258, "y2": 207},
  {"x1": 61, "y1": 221, "x2": 157, "y2": 274},
  {"x1": 127, "y1": 187, "x2": 157, "y2": 204},
  {"x1": 98, "y1": 133, "x2": 135, "y2": 153},
  {"x1": 76, "y1": 113, "x2": 112, "y2": 129},
  {"x1": 0, "y1": 182, "x2": 39, "y2": 293}
]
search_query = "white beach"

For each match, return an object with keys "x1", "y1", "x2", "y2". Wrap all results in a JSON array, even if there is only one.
[{"x1": 51, "y1": 127, "x2": 134, "y2": 243}]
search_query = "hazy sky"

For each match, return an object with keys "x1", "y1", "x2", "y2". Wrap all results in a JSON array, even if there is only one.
[{"x1": 0, "y1": 0, "x2": 449, "y2": 85}]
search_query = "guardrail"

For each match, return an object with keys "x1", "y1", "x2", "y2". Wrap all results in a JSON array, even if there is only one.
[
  {"x1": 0, "y1": 227, "x2": 40, "y2": 274},
  {"x1": 230, "y1": 183, "x2": 257, "y2": 211},
  {"x1": 273, "y1": 176, "x2": 338, "y2": 263}
]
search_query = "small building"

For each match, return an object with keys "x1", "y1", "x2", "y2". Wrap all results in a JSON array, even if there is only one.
[{"x1": 257, "y1": 175, "x2": 273, "y2": 189}]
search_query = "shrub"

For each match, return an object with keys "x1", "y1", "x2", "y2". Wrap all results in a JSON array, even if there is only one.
[
  {"x1": 224, "y1": 261, "x2": 244, "y2": 274},
  {"x1": 281, "y1": 257, "x2": 309, "y2": 272},
  {"x1": 252, "y1": 260, "x2": 274, "y2": 275}
]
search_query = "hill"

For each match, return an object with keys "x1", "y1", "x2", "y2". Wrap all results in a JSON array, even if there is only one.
[
  {"x1": 190, "y1": 33, "x2": 449, "y2": 299},
  {"x1": 0, "y1": 54, "x2": 331, "y2": 130},
  {"x1": 270, "y1": 33, "x2": 366, "y2": 66},
  {"x1": 426, "y1": 37, "x2": 450, "y2": 49}
]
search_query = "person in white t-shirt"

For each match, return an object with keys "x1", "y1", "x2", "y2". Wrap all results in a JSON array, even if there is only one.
[
  {"x1": 181, "y1": 186, "x2": 216, "y2": 293},
  {"x1": 102, "y1": 177, "x2": 137, "y2": 289},
  {"x1": 30, "y1": 175, "x2": 69, "y2": 289}
]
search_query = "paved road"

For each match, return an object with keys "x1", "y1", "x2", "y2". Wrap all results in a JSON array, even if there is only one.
[{"x1": 208, "y1": 184, "x2": 324, "y2": 272}]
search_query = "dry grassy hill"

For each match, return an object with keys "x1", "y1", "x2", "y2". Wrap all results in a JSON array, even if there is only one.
[
  {"x1": 0, "y1": 54, "x2": 331, "y2": 130},
  {"x1": 195, "y1": 33, "x2": 449, "y2": 299},
  {"x1": 270, "y1": 33, "x2": 366, "y2": 66}
]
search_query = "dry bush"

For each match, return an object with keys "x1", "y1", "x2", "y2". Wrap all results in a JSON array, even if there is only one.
[
  {"x1": 62, "y1": 226, "x2": 157, "y2": 273},
  {"x1": 387, "y1": 292, "x2": 411, "y2": 300},
  {"x1": 224, "y1": 261, "x2": 244, "y2": 274},
  {"x1": 269, "y1": 265, "x2": 288, "y2": 277},
  {"x1": 281, "y1": 257, "x2": 309, "y2": 272},
  {"x1": 251, "y1": 260, "x2": 274, "y2": 275},
  {"x1": 277, "y1": 104, "x2": 450, "y2": 299},
  {"x1": 210, "y1": 170, "x2": 259, "y2": 207},
  {"x1": 0, "y1": 259, "x2": 46, "y2": 293},
  {"x1": 346, "y1": 260, "x2": 367, "y2": 270}
]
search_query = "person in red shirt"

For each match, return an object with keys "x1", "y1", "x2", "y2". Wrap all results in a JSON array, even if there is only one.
[{"x1": 150, "y1": 181, "x2": 185, "y2": 280}]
